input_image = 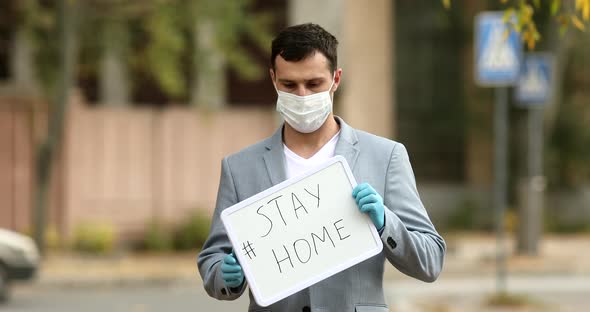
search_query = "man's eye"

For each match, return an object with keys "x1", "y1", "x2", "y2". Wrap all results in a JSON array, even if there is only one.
[{"x1": 283, "y1": 83, "x2": 295, "y2": 88}]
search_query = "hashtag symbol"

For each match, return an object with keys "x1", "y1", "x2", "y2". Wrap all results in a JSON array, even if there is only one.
[{"x1": 242, "y1": 240, "x2": 256, "y2": 260}]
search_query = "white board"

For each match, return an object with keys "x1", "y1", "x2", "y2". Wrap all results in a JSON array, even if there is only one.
[{"x1": 221, "y1": 156, "x2": 383, "y2": 307}]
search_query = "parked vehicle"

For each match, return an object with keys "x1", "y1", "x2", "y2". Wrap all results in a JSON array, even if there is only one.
[{"x1": 0, "y1": 228, "x2": 39, "y2": 303}]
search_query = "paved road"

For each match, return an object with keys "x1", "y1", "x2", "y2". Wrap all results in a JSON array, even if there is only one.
[
  {"x1": 3, "y1": 281, "x2": 248, "y2": 312},
  {"x1": 3, "y1": 275, "x2": 589, "y2": 311}
]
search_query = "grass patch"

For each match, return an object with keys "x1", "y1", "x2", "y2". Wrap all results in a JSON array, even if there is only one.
[{"x1": 485, "y1": 292, "x2": 537, "y2": 308}]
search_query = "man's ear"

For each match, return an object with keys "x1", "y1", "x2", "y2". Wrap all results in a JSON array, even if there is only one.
[
  {"x1": 333, "y1": 68, "x2": 343, "y2": 92},
  {"x1": 269, "y1": 68, "x2": 276, "y2": 81}
]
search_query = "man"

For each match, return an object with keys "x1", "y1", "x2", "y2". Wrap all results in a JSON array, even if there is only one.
[{"x1": 198, "y1": 23, "x2": 445, "y2": 312}]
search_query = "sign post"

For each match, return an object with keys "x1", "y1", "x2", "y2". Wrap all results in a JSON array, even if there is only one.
[
  {"x1": 515, "y1": 54, "x2": 553, "y2": 255},
  {"x1": 475, "y1": 11, "x2": 523, "y2": 294}
]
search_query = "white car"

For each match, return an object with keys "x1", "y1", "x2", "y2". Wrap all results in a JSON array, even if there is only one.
[{"x1": 0, "y1": 228, "x2": 40, "y2": 302}]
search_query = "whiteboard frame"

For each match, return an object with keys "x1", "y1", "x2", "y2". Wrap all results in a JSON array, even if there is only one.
[{"x1": 220, "y1": 156, "x2": 383, "y2": 307}]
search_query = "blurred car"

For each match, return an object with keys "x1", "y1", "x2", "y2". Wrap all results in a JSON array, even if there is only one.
[{"x1": 0, "y1": 228, "x2": 40, "y2": 303}]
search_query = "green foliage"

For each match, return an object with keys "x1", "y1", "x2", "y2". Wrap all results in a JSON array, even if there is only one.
[
  {"x1": 445, "y1": 199, "x2": 479, "y2": 232},
  {"x1": 141, "y1": 220, "x2": 174, "y2": 252},
  {"x1": 17, "y1": 0, "x2": 274, "y2": 102},
  {"x1": 544, "y1": 206, "x2": 590, "y2": 233},
  {"x1": 143, "y1": 1, "x2": 188, "y2": 97},
  {"x1": 134, "y1": 211, "x2": 211, "y2": 252},
  {"x1": 192, "y1": 0, "x2": 274, "y2": 81},
  {"x1": 547, "y1": 94, "x2": 590, "y2": 188},
  {"x1": 546, "y1": 220, "x2": 590, "y2": 233},
  {"x1": 45, "y1": 224, "x2": 62, "y2": 250},
  {"x1": 71, "y1": 222, "x2": 116, "y2": 254},
  {"x1": 17, "y1": 0, "x2": 59, "y2": 97},
  {"x1": 442, "y1": 0, "x2": 590, "y2": 49},
  {"x1": 173, "y1": 210, "x2": 211, "y2": 251}
]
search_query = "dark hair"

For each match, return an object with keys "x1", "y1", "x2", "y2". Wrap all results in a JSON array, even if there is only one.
[{"x1": 271, "y1": 23, "x2": 338, "y2": 72}]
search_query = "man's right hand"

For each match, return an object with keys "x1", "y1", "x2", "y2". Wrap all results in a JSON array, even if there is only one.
[{"x1": 221, "y1": 253, "x2": 244, "y2": 288}]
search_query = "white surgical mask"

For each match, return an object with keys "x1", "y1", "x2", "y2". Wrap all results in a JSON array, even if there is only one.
[{"x1": 274, "y1": 73, "x2": 336, "y2": 133}]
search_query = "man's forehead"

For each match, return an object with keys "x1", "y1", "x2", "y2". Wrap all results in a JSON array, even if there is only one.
[{"x1": 273, "y1": 53, "x2": 332, "y2": 79}]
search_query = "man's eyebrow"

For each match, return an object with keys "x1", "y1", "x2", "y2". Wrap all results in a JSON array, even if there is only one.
[
  {"x1": 277, "y1": 77, "x2": 326, "y2": 83},
  {"x1": 277, "y1": 78, "x2": 296, "y2": 83},
  {"x1": 305, "y1": 77, "x2": 325, "y2": 83}
]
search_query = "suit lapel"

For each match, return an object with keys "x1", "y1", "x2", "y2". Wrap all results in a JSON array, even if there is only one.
[
  {"x1": 263, "y1": 126, "x2": 287, "y2": 186},
  {"x1": 334, "y1": 116, "x2": 360, "y2": 172},
  {"x1": 263, "y1": 117, "x2": 359, "y2": 186}
]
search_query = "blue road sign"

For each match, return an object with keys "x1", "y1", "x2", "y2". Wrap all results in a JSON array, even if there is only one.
[
  {"x1": 515, "y1": 53, "x2": 554, "y2": 106},
  {"x1": 475, "y1": 12, "x2": 522, "y2": 87}
]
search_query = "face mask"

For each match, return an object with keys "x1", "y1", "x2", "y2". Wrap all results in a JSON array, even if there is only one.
[{"x1": 274, "y1": 73, "x2": 336, "y2": 134}]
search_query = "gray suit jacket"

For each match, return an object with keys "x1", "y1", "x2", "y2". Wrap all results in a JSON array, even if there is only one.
[{"x1": 198, "y1": 117, "x2": 446, "y2": 312}]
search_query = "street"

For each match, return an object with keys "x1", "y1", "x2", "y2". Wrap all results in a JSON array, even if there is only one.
[
  {"x1": 3, "y1": 281, "x2": 249, "y2": 312},
  {"x1": 3, "y1": 274, "x2": 589, "y2": 312}
]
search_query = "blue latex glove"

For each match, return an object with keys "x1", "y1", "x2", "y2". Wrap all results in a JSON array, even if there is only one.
[
  {"x1": 221, "y1": 253, "x2": 244, "y2": 288},
  {"x1": 352, "y1": 183, "x2": 385, "y2": 231}
]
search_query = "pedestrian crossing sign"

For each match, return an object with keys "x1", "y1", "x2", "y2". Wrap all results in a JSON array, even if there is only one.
[
  {"x1": 475, "y1": 12, "x2": 522, "y2": 87},
  {"x1": 515, "y1": 53, "x2": 553, "y2": 106}
]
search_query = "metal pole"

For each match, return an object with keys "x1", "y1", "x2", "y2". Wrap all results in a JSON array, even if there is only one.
[
  {"x1": 527, "y1": 108, "x2": 544, "y2": 255},
  {"x1": 34, "y1": 0, "x2": 73, "y2": 255},
  {"x1": 494, "y1": 87, "x2": 509, "y2": 294}
]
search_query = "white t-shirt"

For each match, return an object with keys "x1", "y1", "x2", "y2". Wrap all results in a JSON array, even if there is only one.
[{"x1": 283, "y1": 131, "x2": 341, "y2": 180}]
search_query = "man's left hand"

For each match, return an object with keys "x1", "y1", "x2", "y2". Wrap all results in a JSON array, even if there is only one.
[{"x1": 352, "y1": 183, "x2": 385, "y2": 231}]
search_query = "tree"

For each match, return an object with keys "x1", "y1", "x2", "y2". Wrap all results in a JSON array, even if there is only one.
[
  {"x1": 18, "y1": 0, "x2": 274, "y2": 107},
  {"x1": 442, "y1": 0, "x2": 589, "y2": 256},
  {"x1": 442, "y1": 0, "x2": 589, "y2": 49},
  {"x1": 13, "y1": 0, "x2": 275, "y2": 252}
]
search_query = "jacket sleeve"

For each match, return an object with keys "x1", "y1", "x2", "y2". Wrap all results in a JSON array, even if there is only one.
[
  {"x1": 380, "y1": 143, "x2": 446, "y2": 282},
  {"x1": 197, "y1": 157, "x2": 247, "y2": 300}
]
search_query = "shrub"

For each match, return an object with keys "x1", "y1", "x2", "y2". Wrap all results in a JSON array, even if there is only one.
[
  {"x1": 545, "y1": 220, "x2": 590, "y2": 233},
  {"x1": 16, "y1": 226, "x2": 61, "y2": 250},
  {"x1": 46, "y1": 224, "x2": 62, "y2": 250},
  {"x1": 446, "y1": 199, "x2": 478, "y2": 232},
  {"x1": 173, "y1": 210, "x2": 211, "y2": 251},
  {"x1": 486, "y1": 292, "x2": 537, "y2": 308},
  {"x1": 141, "y1": 220, "x2": 174, "y2": 252},
  {"x1": 71, "y1": 222, "x2": 116, "y2": 254}
]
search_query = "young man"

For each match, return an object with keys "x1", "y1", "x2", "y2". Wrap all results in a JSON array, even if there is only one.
[{"x1": 198, "y1": 23, "x2": 445, "y2": 312}]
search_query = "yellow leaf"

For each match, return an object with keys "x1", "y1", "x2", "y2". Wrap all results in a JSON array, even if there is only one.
[
  {"x1": 442, "y1": 0, "x2": 451, "y2": 9},
  {"x1": 531, "y1": 27, "x2": 541, "y2": 40},
  {"x1": 503, "y1": 29, "x2": 511, "y2": 41},
  {"x1": 527, "y1": 37, "x2": 535, "y2": 50},
  {"x1": 557, "y1": 14, "x2": 568, "y2": 26},
  {"x1": 514, "y1": 21, "x2": 523, "y2": 32},
  {"x1": 584, "y1": 2, "x2": 590, "y2": 20},
  {"x1": 522, "y1": 30, "x2": 531, "y2": 43},
  {"x1": 571, "y1": 15, "x2": 586, "y2": 30},
  {"x1": 551, "y1": 0, "x2": 561, "y2": 16},
  {"x1": 524, "y1": 4, "x2": 534, "y2": 18},
  {"x1": 503, "y1": 8, "x2": 515, "y2": 22}
]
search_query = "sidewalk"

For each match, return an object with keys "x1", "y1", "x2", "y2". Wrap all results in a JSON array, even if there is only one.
[
  {"x1": 387, "y1": 233, "x2": 590, "y2": 279},
  {"x1": 444, "y1": 233, "x2": 590, "y2": 275},
  {"x1": 35, "y1": 234, "x2": 590, "y2": 288},
  {"x1": 383, "y1": 234, "x2": 590, "y2": 312}
]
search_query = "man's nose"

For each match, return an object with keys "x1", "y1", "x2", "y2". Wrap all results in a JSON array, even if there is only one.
[{"x1": 293, "y1": 85, "x2": 311, "y2": 96}]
